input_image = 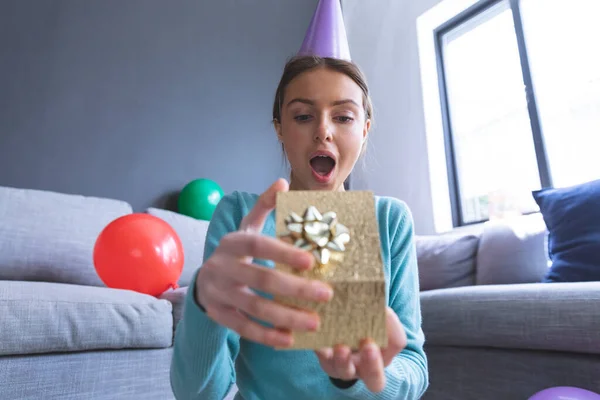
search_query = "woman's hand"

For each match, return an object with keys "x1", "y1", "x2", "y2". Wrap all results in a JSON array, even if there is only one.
[
  {"x1": 315, "y1": 307, "x2": 407, "y2": 393},
  {"x1": 195, "y1": 178, "x2": 334, "y2": 348}
]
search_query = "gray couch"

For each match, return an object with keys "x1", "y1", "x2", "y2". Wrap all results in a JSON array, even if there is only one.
[
  {"x1": 417, "y1": 215, "x2": 600, "y2": 399},
  {"x1": 0, "y1": 185, "x2": 199, "y2": 400},
  {"x1": 1, "y1": 185, "x2": 598, "y2": 400}
]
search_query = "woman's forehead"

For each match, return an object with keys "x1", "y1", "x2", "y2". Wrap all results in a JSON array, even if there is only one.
[{"x1": 284, "y1": 68, "x2": 363, "y2": 104}]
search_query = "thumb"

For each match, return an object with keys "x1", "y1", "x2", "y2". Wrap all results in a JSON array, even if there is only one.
[{"x1": 240, "y1": 178, "x2": 289, "y2": 233}]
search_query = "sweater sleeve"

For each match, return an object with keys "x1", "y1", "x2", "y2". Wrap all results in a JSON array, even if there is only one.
[
  {"x1": 170, "y1": 193, "x2": 243, "y2": 400},
  {"x1": 332, "y1": 199, "x2": 429, "y2": 399}
]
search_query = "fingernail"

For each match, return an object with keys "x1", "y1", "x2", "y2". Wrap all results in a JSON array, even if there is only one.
[
  {"x1": 367, "y1": 344, "x2": 378, "y2": 360},
  {"x1": 319, "y1": 347, "x2": 333, "y2": 357},
  {"x1": 307, "y1": 317, "x2": 320, "y2": 331},
  {"x1": 296, "y1": 253, "x2": 313, "y2": 270},
  {"x1": 278, "y1": 334, "x2": 293, "y2": 347},
  {"x1": 305, "y1": 255, "x2": 316, "y2": 269},
  {"x1": 316, "y1": 285, "x2": 333, "y2": 301}
]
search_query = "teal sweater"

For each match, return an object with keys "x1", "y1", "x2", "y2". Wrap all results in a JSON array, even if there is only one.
[{"x1": 170, "y1": 191, "x2": 429, "y2": 400}]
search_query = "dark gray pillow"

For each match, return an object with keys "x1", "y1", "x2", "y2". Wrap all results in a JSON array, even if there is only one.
[{"x1": 416, "y1": 234, "x2": 480, "y2": 291}]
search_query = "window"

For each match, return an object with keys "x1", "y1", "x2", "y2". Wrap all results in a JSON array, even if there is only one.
[{"x1": 435, "y1": 0, "x2": 600, "y2": 226}]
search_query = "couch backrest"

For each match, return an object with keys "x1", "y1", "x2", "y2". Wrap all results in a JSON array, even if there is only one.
[
  {"x1": 0, "y1": 185, "x2": 132, "y2": 286},
  {"x1": 146, "y1": 207, "x2": 209, "y2": 288},
  {"x1": 416, "y1": 233, "x2": 481, "y2": 291},
  {"x1": 1, "y1": 184, "x2": 549, "y2": 291},
  {"x1": 416, "y1": 213, "x2": 550, "y2": 291}
]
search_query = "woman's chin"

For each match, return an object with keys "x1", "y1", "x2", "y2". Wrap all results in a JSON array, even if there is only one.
[
  {"x1": 291, "y1": 169, "x2": 346, "y2": 191},
  {"x1": 309, "y1": 175, "x2": 345, "y2": 191}
]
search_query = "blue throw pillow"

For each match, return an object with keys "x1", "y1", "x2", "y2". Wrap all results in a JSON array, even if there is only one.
[{"x1": 532, "y1": 179, "x2": 600, "y2": 283}]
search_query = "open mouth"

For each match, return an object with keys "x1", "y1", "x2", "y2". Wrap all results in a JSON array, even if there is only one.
[{"x1": 310, "y1": 154, "x2": 336, "y2": 178}]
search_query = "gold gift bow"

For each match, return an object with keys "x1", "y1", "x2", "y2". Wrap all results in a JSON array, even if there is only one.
[{"x1": 282, "y1": 206, "x2": 350, "y2": 266}]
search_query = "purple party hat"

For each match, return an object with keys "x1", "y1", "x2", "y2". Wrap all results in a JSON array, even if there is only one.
[{"x1": 298, "y1": 0, "x2": 351, "y2": 61}]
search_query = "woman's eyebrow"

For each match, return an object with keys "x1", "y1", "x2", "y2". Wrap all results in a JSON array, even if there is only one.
[
  {"x1": 331, "y1": 99, "x2": 359, "y2": 107},
  {"x1": 286, "y1": 98, "x2": 359, "y2": 107},
  {"x1": 286, "y1": 98, "x2": 313, "y2": 107}
]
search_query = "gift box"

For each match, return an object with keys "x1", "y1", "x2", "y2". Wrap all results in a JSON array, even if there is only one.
[{"x1": 274, "y1": 190, "x2": 387, "y2": 350}]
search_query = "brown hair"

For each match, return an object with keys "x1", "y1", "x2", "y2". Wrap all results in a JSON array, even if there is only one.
[{"x1": 272, "y1": 55, "x2": 374, "y2": 125}]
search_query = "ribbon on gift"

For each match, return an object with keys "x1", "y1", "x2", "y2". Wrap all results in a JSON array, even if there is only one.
[{"x1": 282, "y1": 206, "x2": 350, "y2": 266}]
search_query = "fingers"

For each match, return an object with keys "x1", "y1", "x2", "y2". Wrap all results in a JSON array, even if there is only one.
[
  {"x1": 214, "y1": 255, "x2": 333, "y2": 302},
  {"x1": 315, "y1": 347, "x2": 334, "y2": 362},
  {"x1": 381, "y1": 307, "x2": 407, "y2": 366},
  {"x1": 357, "y1": 341, "x2": 386, "y2": 393},
  {"x1": 240, "y1": 178, "x2": 289, "y2": 233},
  {"x1": 214, "y1": 286, "x2": 321, "y2": 332},
  {"x1": 333, "y1": 345, "x2": 356, "y2": 381},
  {"x1": 315, "y1": 309, "x2": 404, "y2": 393},
  {"x1": 218, "y1": 231, "x2": 314, "y2": 271},
  {"x1": 206, "y1": 303, "x2": 294, "y2": 348}
]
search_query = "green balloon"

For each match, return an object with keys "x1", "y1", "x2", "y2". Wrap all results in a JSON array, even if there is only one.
[{"x1": 178, "y1": 179, "x2": 224, "y2": 220}]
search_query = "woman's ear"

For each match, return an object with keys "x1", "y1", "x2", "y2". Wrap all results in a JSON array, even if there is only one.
[
  {"x1": 274, "y1": 119, "x2": 283, "y2": 142},
  {"x1": 363, "y1": 119, "x2": 371, "y2": 142}
]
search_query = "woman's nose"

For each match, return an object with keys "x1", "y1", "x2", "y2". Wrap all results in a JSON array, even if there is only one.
[{"x1": 314, "y1": 118, "x2": 332, "y2": 142}]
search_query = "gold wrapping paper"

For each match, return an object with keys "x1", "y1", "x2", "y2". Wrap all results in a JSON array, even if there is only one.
[{"x1": 274, "y1": 190, "x2": 387, "y2": 350}]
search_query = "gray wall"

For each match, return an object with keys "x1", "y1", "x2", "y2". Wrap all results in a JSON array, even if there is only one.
[
  {"x1": 1, "y1": 0, "x2": 451, "y2": 234},
  {"x1": 0, "y1": 0, "x2": 316, "y2": 211},
  {"x1": 342, "y1": 0, "x2": 446, "y2": 234}
]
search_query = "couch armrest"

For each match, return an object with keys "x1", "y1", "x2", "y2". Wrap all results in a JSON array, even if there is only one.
[
  {"x1": 160, "y1": 286, "x2": 188, "y2": 328},
  {"x1": 420, "y1": 282, "x2": 600, "y2": 355}
]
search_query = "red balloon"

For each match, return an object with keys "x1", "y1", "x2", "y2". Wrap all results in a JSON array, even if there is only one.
[{"x1": 93, "y1": 213, "x2": 184, "y2": 297}]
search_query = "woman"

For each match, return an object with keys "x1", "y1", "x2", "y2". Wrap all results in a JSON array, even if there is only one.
[{"x1": 170, "y1": 56, "x2": 429, "y2": 400}]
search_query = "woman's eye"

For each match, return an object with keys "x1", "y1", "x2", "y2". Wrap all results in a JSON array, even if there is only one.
[
  {"x1": 335, "y1": 116, "x2": 354, "y2": 123},
  {"x1": 294, "y1": 115, "x2": 312, "y2": 122}
]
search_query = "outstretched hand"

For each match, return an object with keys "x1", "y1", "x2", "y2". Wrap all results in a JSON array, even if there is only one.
[
  {"x1": 315, "y1": 307, "x2": 407, "y2": 393},
  {"x1": 196, "y1": 178, "x2": 333, "y2": 349}
]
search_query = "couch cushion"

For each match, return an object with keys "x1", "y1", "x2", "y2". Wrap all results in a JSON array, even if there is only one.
[
  {"x1": 160, "y1": 286, "x2": 187, "y2": 329},
  {"x1": 0, "y1": 281, "x2": 173, "y2": 356},
  {"x1": 532, "y1": 179, "x2": 600, "y2": 283},
  {"x1": 416, "y1": 233, "x2": 479, "y2": 291},
  {"x1": 420, "y1": 282, "x2": 600, "y2": 355},
  {"x1": 0, "y1": 186, "x2": 133, "y2": 286},
  {"x1": 146, "y1": 207, "x2": 209, "y2": 287},
  {"x1": 476, "y1": 213, "x2": 549, "y2": 285}
]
